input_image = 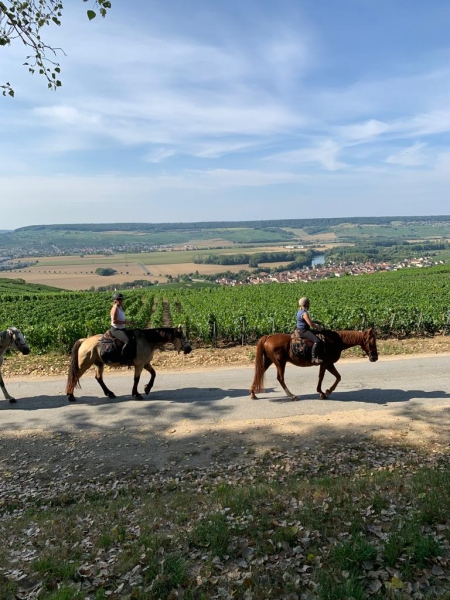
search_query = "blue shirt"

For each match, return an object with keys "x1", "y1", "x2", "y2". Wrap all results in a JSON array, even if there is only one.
[{"x1": 296, "y1": 309, "x2": 310, "y2": 331}]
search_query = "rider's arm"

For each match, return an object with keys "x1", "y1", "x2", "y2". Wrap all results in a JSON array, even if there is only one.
[{"x1": 303, "y1": 311, "x2": 315, "y2": 328}]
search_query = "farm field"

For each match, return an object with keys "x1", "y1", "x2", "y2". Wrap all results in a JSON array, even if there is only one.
[
  {"x1": 4, "y1": 259, "x2": 255, "y2": 290},
  {"x1": 1, "y1": 245, "x2": 314, "y2": 290}
]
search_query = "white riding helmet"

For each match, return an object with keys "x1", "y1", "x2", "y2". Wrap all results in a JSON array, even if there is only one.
[{"x1": 299, "y1": 297, "x2": 310, "y2": 308}]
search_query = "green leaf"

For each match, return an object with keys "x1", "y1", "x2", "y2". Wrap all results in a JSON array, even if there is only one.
[{"x1": 87, "y1": 9, "x2": 96, "y2": 20}]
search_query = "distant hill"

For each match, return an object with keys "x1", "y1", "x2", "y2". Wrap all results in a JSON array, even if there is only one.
[
  {"x1": 2, "y1": 216, "x2": 450, "y2": 259},
  {"x1": 13, "y1": 215, "x2": 450, "y2": 233}
]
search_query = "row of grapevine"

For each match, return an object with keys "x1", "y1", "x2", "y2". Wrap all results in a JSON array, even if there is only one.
[
  {"x1": 0, "y1": 291, "x2": 150, "y2": 353},
  {"x1": 166, "y1": 267, "x2": 450, "y2": 342},
  {"x1": 1, "y1": 265, "x2": 450, "y2": 353}
]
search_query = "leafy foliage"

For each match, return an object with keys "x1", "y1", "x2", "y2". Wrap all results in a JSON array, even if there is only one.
[{"x1": 0, "y1": 0, "x2": 111, "y2": 96}]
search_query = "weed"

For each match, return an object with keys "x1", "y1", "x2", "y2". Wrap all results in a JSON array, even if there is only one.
[
  {"x1": 43, "y1": 587, "x2": 84, "y2": 600},
  {"x1": 316, "y1": 571, "x2": 367, "y2": 600},
  {"x1": 0, "y1": 572, "x2": 17, "y2": 600},
  {"x1": 382, "y1": 521, "x2": 442, "y2": 573},
  {"x1": 32, "y1": 556, "x2": 77, "y2": 583},
  {"x1": 327, "y1": 536, "x2": 378, "y2": 574},
  {"x1": 189, "y1": 512, "x2": 231, "y2": 557}
]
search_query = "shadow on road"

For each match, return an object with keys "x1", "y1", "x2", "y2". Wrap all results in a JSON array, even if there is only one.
[
  {"x1": 0, "y1": 386, "x2": 247, "y2": 413},
  {"x1": 266, "y1": 388, "x2": 450, "y2": 404}
]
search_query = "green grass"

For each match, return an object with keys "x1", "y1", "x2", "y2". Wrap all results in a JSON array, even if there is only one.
[
  {"x1": 1, "y1": 447, "x2": 449, "y2": 599},
  {"x1": 0, "y1": 277, "x2": 62, "y2": 292}
]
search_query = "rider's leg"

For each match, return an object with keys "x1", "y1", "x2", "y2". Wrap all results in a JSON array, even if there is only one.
[
  {"x1": 301, "y1": 330, "x2": 323, "y2": 365},
  {"x1": 111, "y1": 328, "x2": 129, "y2": 354}
]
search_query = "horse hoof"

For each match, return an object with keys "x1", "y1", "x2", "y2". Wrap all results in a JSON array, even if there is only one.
[
  {"x1": 133, "y1": 394, "x2": 143, "y2": 400},
  {"x1": 107, "y1": 393, "x2": 116, "y2": 399},
  {"x1": 290, "y1": 396, "x2": 298, "y2": 401},
  {"x1": 8, "y1": 398, "x2": 16, "y2": 404},
  {"x1": 144, "y1": 386, "x2": 151, "y2": 395},
  {"x1": 250, "y1": 393, "x2": 258, "y2": 400},
  {"x1": 67, "y1": 395, "x2": 76, "y2": 402},
  {"x1": 326, "y1": 390, "x2": 332, "y2": 398},
  {"x1": 319, "y1": 393, "x2": 326, "y2": 400}
]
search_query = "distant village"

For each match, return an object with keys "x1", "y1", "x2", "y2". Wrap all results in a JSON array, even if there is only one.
[{"x1": 215, "y1": 256, "x2": 445, "y2": 286}]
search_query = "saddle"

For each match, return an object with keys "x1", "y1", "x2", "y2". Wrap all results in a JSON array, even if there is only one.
[
  {"x1": 290, "y1": 329, "x2": 326, "y2": 360},
  {"x1": 100, "y1": 329, "x2": 137, "y2": 365},
  {"x1": 290, "y1": 330, "x2": 312, "y2": 359}
]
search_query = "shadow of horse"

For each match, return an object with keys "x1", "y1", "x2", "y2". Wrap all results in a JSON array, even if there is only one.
[
  {"x1": 0, "y1": 386, "x2": 248, "y2": 411},
  {"x1": 266, "y1": 388, "x2": 450, "y2": 405}
]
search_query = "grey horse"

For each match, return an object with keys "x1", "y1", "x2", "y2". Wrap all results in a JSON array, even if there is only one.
[{"x1": 0, "y1": 327, "x2": 31, "y2": 403}]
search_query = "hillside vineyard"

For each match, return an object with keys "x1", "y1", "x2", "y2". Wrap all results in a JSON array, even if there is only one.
[{"x1": 1, "y1": 265, "x2": 450, "y2": 353}]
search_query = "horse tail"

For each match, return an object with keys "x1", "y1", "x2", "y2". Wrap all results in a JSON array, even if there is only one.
[
  {"x1": 66, "y1": 339, "x2": 83, "y2": 393},
  {"x1": 251, "y1": 335, "x2": 270, "y2": 393}
]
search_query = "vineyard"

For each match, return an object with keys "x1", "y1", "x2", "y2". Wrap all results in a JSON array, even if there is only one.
[{"x1": 2, "y1": 265, "x2": 450, "y2": 353}]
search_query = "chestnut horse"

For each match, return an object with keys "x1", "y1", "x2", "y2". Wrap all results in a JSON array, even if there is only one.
[
  {"x1": 66, "y1": 326, "x2": 192, "y2": 401},
  {"x1": 250, "y1": 328, "x2": 378, "y2": 401}
]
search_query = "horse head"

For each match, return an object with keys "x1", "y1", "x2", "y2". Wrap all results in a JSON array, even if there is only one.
[
  {"x1": 7, "y1": 327, "x2": 31, "y2": 355},
  {"x1": 173, "y1": 325, "x2": 192, "y2": 355},
  {"x1": 362, "y1": 327, "x2": 378, "y2": 362}
]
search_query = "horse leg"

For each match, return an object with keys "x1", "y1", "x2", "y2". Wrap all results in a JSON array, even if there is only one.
[
  {"x1": 275, "y1": 359, "x2": 298, "y2": 401},
  {"x1": 324, "y1": 364, "x2": 341, "y2": 398},
  {"x1": 94, "y1": 363, "x2": 116, "y2": 399},
  {"x1": 316, "y1": 364, "x2": 328, "y2": 399},
  {"x1": 0, "y1": 370, "x2": 15, "y2": 403},
  {"x1": 316, "y1": 364, "x2": 341, "y2": 399},
  {"x1": 143, "y1": 363, "x2": 156, "y2": 395},
  {"x1": 132, "y1": 365, "x2": 144, "y2": 399}
]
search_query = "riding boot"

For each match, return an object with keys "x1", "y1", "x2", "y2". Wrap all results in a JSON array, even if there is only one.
[{"x1": 311, "y1": 342, "x2": 323, "y2": 365}]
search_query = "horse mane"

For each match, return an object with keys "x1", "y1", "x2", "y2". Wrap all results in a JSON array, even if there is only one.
[
  {"x1": 335, "y1": 329, "x2": 366, "y2": 345},
  {"x1": 141, "y1": 327, "x2": 178, "y2": 343}
]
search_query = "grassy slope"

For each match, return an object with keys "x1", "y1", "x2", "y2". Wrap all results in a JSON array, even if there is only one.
[{"x1": 0, "y1": 278, "x2": 63, "y2": 293}]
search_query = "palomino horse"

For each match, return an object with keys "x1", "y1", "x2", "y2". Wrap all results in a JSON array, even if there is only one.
[
  {"x1": 0, "y1": 327, "x2": 31, "y2": 403},
  {"x1": 66, "y1": 326, "x2": 192, "y2": 401},
  {"x1": 250, "y1": 328, "x2": 378, "y2": 401}
]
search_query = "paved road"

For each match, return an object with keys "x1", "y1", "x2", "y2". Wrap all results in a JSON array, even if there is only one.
[{"x1": 1, "y1": 355, "x2": 449, "y2": 434}]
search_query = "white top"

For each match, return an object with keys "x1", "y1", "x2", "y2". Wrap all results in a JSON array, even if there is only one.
[{"x1": 112, "y1": 306, "x2": 126, "y2": 329}]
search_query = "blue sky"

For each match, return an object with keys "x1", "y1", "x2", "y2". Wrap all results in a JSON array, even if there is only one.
[{"x1": 1, "y1": 0, "x2": 450, "y2": 229}]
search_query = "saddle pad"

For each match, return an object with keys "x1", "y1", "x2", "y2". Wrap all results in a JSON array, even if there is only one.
[
  {"x1": 290, "y1": 333, "x2": 310, "y2": 358},
  {"x1": 100, "y1": 332, "x2": 120, "y2": 363}
]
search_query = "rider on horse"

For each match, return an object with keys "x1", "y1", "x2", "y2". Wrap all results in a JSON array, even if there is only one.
[
  {"x1": 110, "y1": 293, "x2": 134, "y2": 357},
  {"x1": 296, "y1": 297, "x2": 323, "y2": 365}
]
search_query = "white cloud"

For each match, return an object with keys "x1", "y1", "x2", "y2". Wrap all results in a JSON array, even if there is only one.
[
  {"x1": 268, "y1": 140, "x2": 347, "y2": 171},
  {"x1": 386, "y1": 142, "x2": 428, "y2": 166},
  {"x1": 338, "y1": 119, "x2": 390, "y2": 141}
]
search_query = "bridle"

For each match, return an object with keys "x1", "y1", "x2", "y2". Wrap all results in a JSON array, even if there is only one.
[
  {"x1": 363, "y1": 335, "x2": 378, "y2": 361},
  {"x1": 174, "y1": 333, "x2": 192, "y2": 354}
]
